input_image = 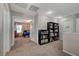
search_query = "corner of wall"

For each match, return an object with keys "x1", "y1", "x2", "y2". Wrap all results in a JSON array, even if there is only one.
[{"x1": 63, "y1": 50, "x2": 76, "y2": 56}]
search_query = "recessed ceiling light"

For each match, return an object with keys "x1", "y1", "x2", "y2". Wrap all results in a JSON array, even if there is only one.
[
  {"x1": 47, "y1": 11, "x2": 52, "y2": 14},
  {"x1": 60, "y1": 18, "x2": 67, "y2": 22},
  {"x1": 46, "y1": 11, "x2": 54, "y2": 15},
  {"x1": 57, "y1": 16, "x2": 63, "y2": 18},
  {"x1": 24, "y1": 20, "x2": 32, "y2": 22},
  {"x1": 54, "y1": 16, "x2": 63, "y2": 19}
]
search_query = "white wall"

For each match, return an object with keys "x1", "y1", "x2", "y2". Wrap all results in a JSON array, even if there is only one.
[
  {"x1": 62, "y1": 14, "x2": 79, "y2": 56},
  {"x1": 38, "y1": 11, "x2": 56, "y2": 30},
  {"x1": 34, "y1": 14, "x2": 39, "y2": 44},
  {"x1": 30, "y1": 14, "x2": 39, "y2": 44},
  {"x1": 3, "y1": 4, "x2": 12, "y2": 55},
  {"x1": 38, "y1": 13, "x2": 48, "y2": 29},
  {"x1": 0, "y1": 4, "x2": 4, "y2": 55},
  {"x1": 59, "y1": 14, "x2": 76, "y2": 40}
]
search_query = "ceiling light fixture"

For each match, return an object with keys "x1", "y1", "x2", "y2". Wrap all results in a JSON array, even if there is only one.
[
  {"x1": 46, "y1": 11, "x2": 53, "y2": 15},
  {"x1": 54, "y1": 16, "x2": 63, "y2": 19},
  {"x1": 24, "y1": 20, "x2": 32, "y2": 22},
  {"x1": 57, "y1": 16, "x2": 63, "y2": 18}
]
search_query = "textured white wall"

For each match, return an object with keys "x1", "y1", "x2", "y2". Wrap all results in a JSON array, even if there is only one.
[
  {"x1": 38, "y1": 12, "x2": 57, "y2": 30},
  {"x1": 0, "y1": 4, "x2": 3, "y2": 55},
  {"x1": 30, "y1": 14, "x2": 38, "y2": 44},
  {"x1": 62, "y1": 14, "x2": 79, "y2": 56},
  {"x1": 38, "y1": 14, "x2": 48, "y2": 29},
  {"x1": 59, "y1": 14, "x2": 76, "y2": 40},
  {"x1": 3, "y1": 4, "x2": 12, "y2": 55},
  {"x1": 34, "y1": 14, "x2": 39, "y2": 44}
]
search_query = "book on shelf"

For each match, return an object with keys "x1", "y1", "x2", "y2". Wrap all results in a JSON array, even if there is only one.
[
  {"x1": 50, "y1": 26, "x2": 53, "y2": 28},
  {"x1": 55, "y1": 29, "x2": 58, "y2": 32},
  {"x1": 50, "y1": 33, "x2": 54, "y2": 36},
  {"x1": 50, "y1": 30, "x2": 53, "y2": 32},
  {"x1": 41, "y1": 40, "x2": 44, "y2": 43},
  {"x1": 43, "y1": 35, "x2": 47, "y2": 38},
  {"x1": 41, "y1": 31, "x2": 48, "y2": 34},
  {"x1": 44, "y1": 39, "x2": 48, "y2": 42},
  {"x1": 55, "y1": 33, "x2": 57, "y2": 36}
]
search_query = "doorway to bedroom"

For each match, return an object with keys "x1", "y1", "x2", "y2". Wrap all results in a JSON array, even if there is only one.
[{"x1": 13, "y1": 20, "x2": 32, "y2": 49}]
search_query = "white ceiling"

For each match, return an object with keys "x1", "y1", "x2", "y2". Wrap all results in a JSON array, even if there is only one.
[
  {"x1": 35, "y1": 3, "x2": 79, "y2": 17},
  {"x1": 9, "y1": 3, "x2": 39, "y2": 16},
  {"x1": 15, "y1": 3, "x2": 28, "y2": 8},
  {"x1": 9, "y1": 3, "x2": 79, "y2": 18}
]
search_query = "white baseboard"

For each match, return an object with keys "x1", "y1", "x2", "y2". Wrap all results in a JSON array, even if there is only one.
[
  {"x1": 30, "y1": 38, "x2": 38, "y2": 44},
  {"x1": 63, "y1": 50, "x2": 76, "y2": 56}
]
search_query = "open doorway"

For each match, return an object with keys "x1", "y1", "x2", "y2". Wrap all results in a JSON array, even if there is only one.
[{"x1": 13, "y1": 20, "x2": 32, "y2": 49}]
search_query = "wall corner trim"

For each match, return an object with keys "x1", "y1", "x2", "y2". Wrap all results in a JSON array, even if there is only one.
[{"x1": 63, "y1": 50, "x2": 76, "y2": 56}]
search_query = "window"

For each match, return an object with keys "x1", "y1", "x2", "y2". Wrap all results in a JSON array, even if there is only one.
[{"x1": 16, "y1": 25, "x2": 22, "y2": 33}]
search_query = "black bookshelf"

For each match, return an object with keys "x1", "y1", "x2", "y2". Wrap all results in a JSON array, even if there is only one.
[
  {"x1": 47, "y1": 22, "x2": 54, "y2": 42},
  {"x1": 47, "y1": 22, "x2": 59, "y2": 42},
  {"x1": 38, "y1": 22, "x2": 59, "y2": 45},
  {"x1": 53, "y1": 23, "x2": 59, "y2": 41},
  {"x1": 38, "y1": 30, "x2": 49, "y2": 45}
]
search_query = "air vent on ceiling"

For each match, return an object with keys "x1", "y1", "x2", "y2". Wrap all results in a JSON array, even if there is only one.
[
  {"x1": 15, "y1": 3, "x2": 28, "y2": 8},
  {"x1": 29, "y1": 5, "x2": 39, "y2": 12}
]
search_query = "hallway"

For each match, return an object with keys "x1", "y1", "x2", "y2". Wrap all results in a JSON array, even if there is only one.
[{"x1": 6, "y1": 38, "x2": 70, "y2": 56}]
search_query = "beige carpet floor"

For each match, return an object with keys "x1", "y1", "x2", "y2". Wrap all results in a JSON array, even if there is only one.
[{"x1": 6, "y1": 37, "x2": 70, "y2": 56}]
